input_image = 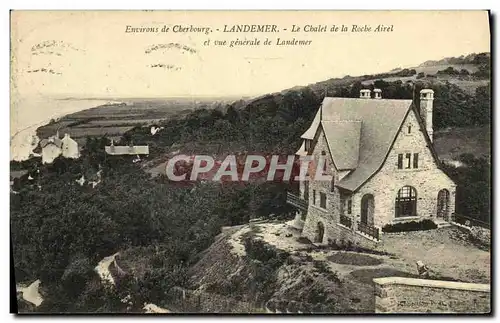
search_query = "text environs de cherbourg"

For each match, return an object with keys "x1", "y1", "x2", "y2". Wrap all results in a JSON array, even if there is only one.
[{"x1": 125, "y1": 24, "x2": 394, "y2": 35}]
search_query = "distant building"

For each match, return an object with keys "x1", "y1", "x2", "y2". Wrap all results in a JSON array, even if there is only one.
[
  {"x1": 10, "y1": 169, "x2": 28, "y2": 189},
  {"x1": 38, "y1": 132, "x2": 79, "y2": 164},
  {"x1": 61, "y1": 133, "x2": 79, "y2": 159},
  {"x1": 39, "y1": 136, "x2": 62, "y2": 164},
  {"x1": 105, "y1": 140, "x2": 149, "y2": 156}
]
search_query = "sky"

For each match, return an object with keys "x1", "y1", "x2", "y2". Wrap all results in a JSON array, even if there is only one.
[{"x1": 11, "y1": 10, "x2": 490, "y2": 98}]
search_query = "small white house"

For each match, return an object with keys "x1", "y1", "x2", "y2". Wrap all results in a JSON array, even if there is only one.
[
  {"x1": 39, "y1": 132, "x2": 79, "y2": 164},
  {"x1": 61, "y1": 133, "x2": 79, "y2": 159},
  {"x1": 105, "y1": 140, "x2": 149, "y2": 156}
]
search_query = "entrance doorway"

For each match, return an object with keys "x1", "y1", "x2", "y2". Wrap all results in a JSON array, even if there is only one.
[
  {"x1": 315, "y1": 222, "x2": 325, "y2": 243},
  {"x1": 361, "y1": 194, "x2": 375, "y2": 225},
  {"x1": 437, "y1": 189, "x2": 450, "y2": 219}
]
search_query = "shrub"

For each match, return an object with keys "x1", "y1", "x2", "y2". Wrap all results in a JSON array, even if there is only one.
[
  {"x1": 382, "y1": 219, "x2": 437, "y2": 233},
  {"x1": 243, "y1": 236, "x2": 289, "y2": 268},
  {"x1": 313, "y1": 261, "x2": 341, "y2": 283}
]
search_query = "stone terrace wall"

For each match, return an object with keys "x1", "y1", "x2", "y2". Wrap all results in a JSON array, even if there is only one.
[
  {"x1": 373, "y1": 277, "x2": 490, "y2": 313},
  {"x1": 165, "y1": 286, "x2": 258, "y2": 313}
]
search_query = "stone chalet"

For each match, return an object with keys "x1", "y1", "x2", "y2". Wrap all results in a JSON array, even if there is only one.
[{"x1": 287, "y1": 88, "x2": 456, "y2": 245}]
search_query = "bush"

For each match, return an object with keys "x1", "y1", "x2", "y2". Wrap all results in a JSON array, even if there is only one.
[
  {"x1": 243, "y1": 236, "x2": 289, "y2": 268},
  {"x1": 382, "y1": 219, "x2": 437, "y2": 233}
]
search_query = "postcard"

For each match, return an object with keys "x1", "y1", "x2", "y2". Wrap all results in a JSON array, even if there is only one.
[{"x1": 10, "y1": 10, "x2": 491, "y2": 314}]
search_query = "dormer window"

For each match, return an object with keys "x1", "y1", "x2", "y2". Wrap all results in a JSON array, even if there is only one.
[{"x1": 305, "y1": 140, "x2": 311, "y2": 151}]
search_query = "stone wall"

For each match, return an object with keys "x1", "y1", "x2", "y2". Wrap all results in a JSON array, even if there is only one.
[
  {"x1": 301, "y1": 204, "x2": 381, "y2": 249},
  {"x1": 302, "y1": 129, "x2": 339, "y2": 243},
  {"x1": 300, "y1": 109, "x2": 457, "y2": 248},
  {"x1": 356, "y1": 110, "x2": 456, "y2": 228},
  {"x1": 166, "y1": 286, "x2": 257, "y2": 313},
  {"x1": 374, "y1": 277, "x2": 490, "y2": 313}
]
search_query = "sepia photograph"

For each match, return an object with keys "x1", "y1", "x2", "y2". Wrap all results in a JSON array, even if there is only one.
[{"x1": 9, "y1": 10, "x2": 491, "y2": 314}]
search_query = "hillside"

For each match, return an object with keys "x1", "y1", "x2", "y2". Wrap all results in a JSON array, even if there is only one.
[
  {"x1": 12, "y1": 52, "x2": 491, "y2": 313},
  {"x1": 33, "y1": 52, "x2": 490, "y2": 148},
  {"x1": 35, "y1": 98, "x2": 236, "y2": 147},
  {"x1": 109, "y1": 221, "x2": 489, "y2": 313}
]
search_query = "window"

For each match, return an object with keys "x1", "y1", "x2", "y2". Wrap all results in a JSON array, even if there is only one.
[
  {"x1": 313, "y1": 190, "x2": 316, "y2": 205},
  {"x1": 395, "y1": 186, "x2": 417, "y2": 218},
  {"x1": 347, "y1": 199, "x2": 352, "y2": 214},
  {"x1": 405, "y1": 153, "x2": 411, "y2": 169},
  {"x1": 398, "y1": 152, "x2": 420, "y2": 170},
  {"x1": 305, "y1": 140, "x2": 311, "y2": 151},
  {"x1": 321, "y1": 151, "x2": 327, "y2": 172},
  {"x1": 331, "y1": 176, "x2": 335, "y2": 192},
  {"x1": 408, "y1": 125, "x2": 412, "y2": 134},
  {"x1": 320, "y1": 192, "x2": 327, "y2": 208}
]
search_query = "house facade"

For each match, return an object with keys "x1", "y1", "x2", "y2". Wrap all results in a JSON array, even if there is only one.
[
  {"x1": 61, "y1": 133, "x2": 80, "y2": 159},
  {"x1": 289, "y1": 89, "x2": 456, "y2": 245},
  {"x1": 39, "y1": 132, "x2": 79, "y2": 164},
  {"x1": 40, "y1": 137, "x2": 62, "y2": 164}
]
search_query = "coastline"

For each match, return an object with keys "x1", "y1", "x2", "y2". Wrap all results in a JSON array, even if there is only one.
[{"x1": 10, "y1": 97, "x2": 122, "y2": 161}]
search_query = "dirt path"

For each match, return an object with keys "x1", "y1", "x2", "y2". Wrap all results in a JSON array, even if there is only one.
[
  {"x1": 95, "y1": 252, "x2": 120, "y2": 285},
  {"x1": 17, "y1": 279, "x2": 43, "y2": 307}
]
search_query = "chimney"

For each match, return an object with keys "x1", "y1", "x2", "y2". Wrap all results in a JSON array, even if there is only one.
[
  {"x1": 419, "y1": 89, "x2": 434, "y2": 141},
  {"x1": 373, "y1": 88, "x2": 382, "y2": 99},
  {"x1": 359, "y1": 89, "x2": 371, "y2": 99}
]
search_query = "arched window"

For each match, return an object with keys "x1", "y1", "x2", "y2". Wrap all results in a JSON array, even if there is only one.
[
  {"x1": 395, "y1": 186, "x2": 417, "y2": 218},
  {"x1": 315, "y1": 222, "x2": 325, "y2": 243}
]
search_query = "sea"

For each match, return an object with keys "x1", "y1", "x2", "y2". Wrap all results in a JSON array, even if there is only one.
[{"x1": 10, "y1": 95, "x2": 121, "y2": 161}]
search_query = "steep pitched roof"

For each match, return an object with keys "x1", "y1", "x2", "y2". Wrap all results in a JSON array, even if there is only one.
[
  {"x1": 40, "y1": 138, "x2": 62, "y2": 148},
  {"x1": 61, "y1": 134, "x2": 77, "y2": 145},
  {"x1": 321, "y1": 121, "x2": 361, "y2": 170},
  {"x1": 295, "y1": 140, "x2": 307, "y2": 156},
  {"x1": 302, "y1": 97, "x2": 413, "y2": 191}
]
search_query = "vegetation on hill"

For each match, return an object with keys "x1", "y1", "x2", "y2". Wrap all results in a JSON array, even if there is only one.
[{"x1": 11, "y1": 52, "x2": 491, "y2": 312}]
